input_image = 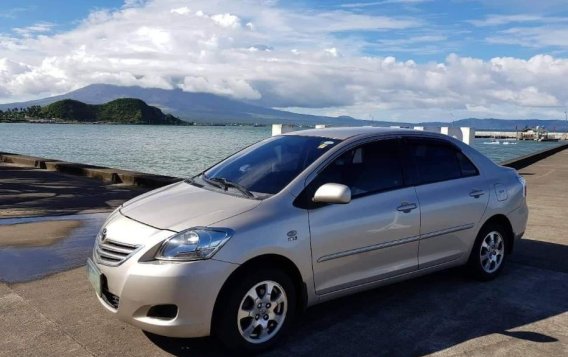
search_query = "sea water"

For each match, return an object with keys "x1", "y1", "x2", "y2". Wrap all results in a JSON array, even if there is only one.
[{"x1": 0, "y1": 123, "x2": 562, "y2": 178}]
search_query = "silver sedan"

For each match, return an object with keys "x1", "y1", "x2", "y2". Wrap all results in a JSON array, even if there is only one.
[{"x1": 87, "y1": 127, "x2": 528, "y2": 353}]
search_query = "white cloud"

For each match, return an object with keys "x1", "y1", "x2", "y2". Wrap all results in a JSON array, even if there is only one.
[
  {"x1": 487, "y1": 26, "x2": 568, "y2": 49},
  {"x1": 180, "y1": 76, "x2": 261, "y2": 99},
  {"x1": 469, "y1": 14, "x2": 545, "y2": 27},
  {"x1": 0, "y1": 0, "x2": 567, "y2": 121},
  {"x1": 211, "y1": 13, "x2": 241, "y2": 28},
  {"x1": 469, "y1": 14, "x2": 568, "y2": 27},
  {"x1": 13, "y1": 22, "x2": 55, "y2": 37},
  {"x1": 0, "y1": 7, "x2": 33, "y2": 19},
  {"x1": 171, "y1": 7, "x2": 191, "y2": 15},
  {"x1": 340, "y1": 0, "x2": 431, "y2": 8},
  {"x1": 324, "y1": 47, "x2": 339, "y2": 57}
]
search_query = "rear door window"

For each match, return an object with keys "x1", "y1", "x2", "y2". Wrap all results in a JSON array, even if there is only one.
[
  {"x1": 457, "y1": 151, "x2": 479, "y2": 177},
  {"x1": 406, "y1": 139, "x2": 478, "y2": 185}
]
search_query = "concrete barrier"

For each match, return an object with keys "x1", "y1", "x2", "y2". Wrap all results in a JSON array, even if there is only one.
[
  {"x1": 272, "y1": 124, "x2": 297, "y2": 136},
  {"x1": 43, "y1": 161, "x2": 121, "y2": 183},
  {"x1": 414, "y1": 126, "x2": 475, "y2": 145},
  {"x1": 0, "y1": 152, "x2": 182, "y2": 189},
  {"x1": 0, "y1": 153, "x2": 62, "y2": 169},
  {"x1": 501, "y1": 142, "x2": 568, "y2": 170}
]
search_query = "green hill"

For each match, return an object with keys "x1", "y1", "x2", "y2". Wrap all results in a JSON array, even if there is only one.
[{"x1": 40, "y1": 98, "x2": 185, "y2": 125}]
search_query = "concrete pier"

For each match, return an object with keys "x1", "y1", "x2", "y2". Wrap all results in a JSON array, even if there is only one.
[
  {"x1": 476, "y1": 130, "x2": 568, "y2": 140},
  {"x1": 1, "y1": 147, "x2": 567, "y2": 356}
]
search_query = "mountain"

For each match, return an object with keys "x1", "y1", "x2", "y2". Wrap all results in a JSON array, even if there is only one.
[
  {"x1": 40, "y1": 98, "x2": 185, "y2": 125},
  {"x1": 1, "y1": 84, "x2": 567, "y2": 129},
  {"x1": 0, "y1": 84, "x2": 367, "y2": 126},
  {"x1": 429, "y1": 118, "x2": 568, "y2": 131}
]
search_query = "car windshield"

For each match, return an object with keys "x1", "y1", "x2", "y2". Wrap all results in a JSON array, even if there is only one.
[{"x1": 200, "y1": 135, "x2": 341, "y2": 197}]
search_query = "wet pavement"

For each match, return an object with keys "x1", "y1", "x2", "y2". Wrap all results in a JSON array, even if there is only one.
[
  {"x1": 0, "y1": 213, "x2": 108, "y2": 283},
  {"x1": 0, "y1": 161, "x2": 145, "y2": 282}
]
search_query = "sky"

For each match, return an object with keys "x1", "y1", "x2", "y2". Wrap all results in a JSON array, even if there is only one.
[{"x1": 1, "y1": 0, "x2": 568, "y2": 122}]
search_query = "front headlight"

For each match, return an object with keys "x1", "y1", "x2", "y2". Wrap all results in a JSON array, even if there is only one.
[{"x1": 155, "y1": 228, "x2": 233, "y2": 261}]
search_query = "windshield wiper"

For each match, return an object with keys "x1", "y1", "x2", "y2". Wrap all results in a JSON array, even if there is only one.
[
  {"x1": 201, "y1": 174, "x2": 225, "y2": 189},
  {"x1": 207, "y1": 177, "x2": 255, "y2": 198}
]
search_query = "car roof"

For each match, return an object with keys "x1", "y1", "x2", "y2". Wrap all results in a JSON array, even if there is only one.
[{"x1": 283, "y1": 126, "x2": 439, "y2": 141}]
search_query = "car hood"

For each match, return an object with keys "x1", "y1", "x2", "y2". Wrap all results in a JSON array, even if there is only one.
[{"x1": 120, "y1": 181, "x2": 261, "y2": 232}]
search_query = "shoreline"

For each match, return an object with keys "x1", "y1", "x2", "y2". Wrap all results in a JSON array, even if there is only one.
[
  {"x1": 0, "y1": 120, "x2": 272, "y2": 127},
  {"x1": 2, "y1": 121, "x2": 567, "y2": 133}
]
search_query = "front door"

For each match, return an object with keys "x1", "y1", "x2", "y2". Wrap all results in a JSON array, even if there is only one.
[{"x1": 307, "y1": 139, "x2": 421, "y2": 294}]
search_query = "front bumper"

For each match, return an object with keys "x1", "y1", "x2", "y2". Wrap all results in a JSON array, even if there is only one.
[
  {"x1": 91, "y1": 257, "x2": 237, "y2": 337},
  {"x1": 87, "y1": 212, "x2": 238, "y2": 338}
]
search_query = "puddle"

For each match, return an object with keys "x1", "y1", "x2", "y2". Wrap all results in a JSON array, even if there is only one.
[{"x1": 0, "y1": 212, "x2": 108, "y2": 283}]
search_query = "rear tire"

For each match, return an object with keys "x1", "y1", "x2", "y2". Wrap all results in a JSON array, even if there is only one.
[
  {"x1": 467, "y1": 223, "x2": 508, "y2": 281},
  {"x1": 214, "y1": 269, "x2": 296, "y2": 353}
]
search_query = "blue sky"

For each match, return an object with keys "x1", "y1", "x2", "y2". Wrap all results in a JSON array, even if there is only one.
[
  {"x1": 0, "y1": 1, "x2": 122, "y2": 32},
  {"x1": 1, "y1": 0, "x2": 568, "y2": 121}
]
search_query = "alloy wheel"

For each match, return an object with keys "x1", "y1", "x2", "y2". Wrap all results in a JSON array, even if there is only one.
[
  {"x1": 237, "y1": 280, "x2": 288, "y2": 344},
  {"x1": 480, "y1": 231, "x2": 505, "y2": 273}
]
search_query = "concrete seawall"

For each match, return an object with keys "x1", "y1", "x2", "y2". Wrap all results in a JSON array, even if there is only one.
[
  {"x1": 500, "y1": 142, "x2": 568, "y2": 170},
  {"x1": 0, "y1": 152, "x2": 181, "y2": 188},
  {"x1": 476, "y1": 130, "x2": 568, "y2": 140},
  {"x1": 2, "y1": 142, "x2": 568, "y2": 189}
]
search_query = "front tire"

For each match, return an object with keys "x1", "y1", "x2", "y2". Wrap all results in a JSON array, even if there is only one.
[
  {"x1": 467, "y1": 223, "x2": 508, "y2": 281},
  {"x1": 214, "y1": 269, "x2": 296, "y2": 353}
]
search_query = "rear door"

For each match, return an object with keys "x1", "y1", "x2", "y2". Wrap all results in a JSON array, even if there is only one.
[
  {"x1": 403, "y1": 138, "x2": 490, "y2": 268},
  {"x1": 306, "y1": 138, "x2": 421, "y2": 294}
]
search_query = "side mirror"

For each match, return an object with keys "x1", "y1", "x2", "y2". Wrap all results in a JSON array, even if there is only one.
[{"x1": 313, "y1": 183, "x2": 351, "y2": 204}]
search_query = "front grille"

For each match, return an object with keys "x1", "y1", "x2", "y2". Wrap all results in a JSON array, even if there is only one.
[{"x1": 94, "y1": 237, "x2": 141, "y2": 266}]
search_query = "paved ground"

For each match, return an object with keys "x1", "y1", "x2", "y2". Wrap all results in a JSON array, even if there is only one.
[
  {"x1": 0, "y1": 162, "x2": 146, "y2": 217},
  {"x1": 0, "y1": 152, "x2": 567, "y2": 356}
]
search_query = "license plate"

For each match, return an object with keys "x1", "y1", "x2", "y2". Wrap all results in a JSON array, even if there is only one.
[{"x1": 86, "y1": 258, "x2": 102, "y2": 297}]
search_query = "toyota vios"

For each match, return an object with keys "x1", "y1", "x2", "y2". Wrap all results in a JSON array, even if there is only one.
[{"x1": 87, "y1": 127, "x2": 528, "y2": 352}]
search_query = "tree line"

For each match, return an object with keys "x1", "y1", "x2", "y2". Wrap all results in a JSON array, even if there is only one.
[{"x1": 0, "y1": 106, "x2": 43, "y2": 121}]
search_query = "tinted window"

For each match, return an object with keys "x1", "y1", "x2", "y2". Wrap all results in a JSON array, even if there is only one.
[
  {"x1": 203, "y1": 135, "x2": 340, "y2": 195},
  {"x1": 313, "y1": 140, "x2": 404, "y2": 198},
  {"x1": 457, "y1": 151, "x2": 479, "y2": 177},
  {"x1": 408, "y1": 141, "x2": 478, "y2": 184}
]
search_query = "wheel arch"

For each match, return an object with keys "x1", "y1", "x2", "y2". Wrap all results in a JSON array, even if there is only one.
[
  {"x1": 479, "y1": 214, "x2": 514, "y2": 254},
  {"x1": 211, "y1": 254, "x2": 308, "y2": 333}
]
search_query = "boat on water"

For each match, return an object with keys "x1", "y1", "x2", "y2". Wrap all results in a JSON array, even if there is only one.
[
  {"x1": 483, "y1": 140, "x2": 501, "y2": 145},
  {"x1": 520, "y1": 126, "x2": 560, "y2": 142}
]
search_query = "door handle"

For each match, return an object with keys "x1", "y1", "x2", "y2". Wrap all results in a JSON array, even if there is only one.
[
  {"x1": 397, "y1": 202, "x2": 417, "y2": 213},
  {"x1": 469, "y1": 189, "x2": 485, "y2": 198}
]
